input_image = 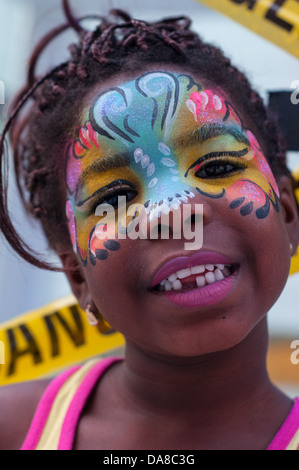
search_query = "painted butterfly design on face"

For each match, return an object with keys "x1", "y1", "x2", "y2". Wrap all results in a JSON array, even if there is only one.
[{"x1": 65, "y1": 72, "x2": 280, "y2": 266}]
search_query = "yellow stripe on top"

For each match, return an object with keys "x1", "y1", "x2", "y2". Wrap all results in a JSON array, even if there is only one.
[{"x1": 35, "y1": 358, "x2": 100, "y2": 450}]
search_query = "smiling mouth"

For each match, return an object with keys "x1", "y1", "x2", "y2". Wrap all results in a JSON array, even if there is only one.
[{"x1": 152, "y1": 264, "x2": 237, "y2": 293}]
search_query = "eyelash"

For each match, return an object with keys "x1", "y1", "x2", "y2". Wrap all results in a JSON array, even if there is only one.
[
  {"x1": 194, "y1": 155, "x2": 247, "y2": 180},
  {"x1": 88, "y1": 187, "x2": 138, "y2": 216},
  {"x1": 81, "y1": 150, "x2": 247, "y2": 215}
]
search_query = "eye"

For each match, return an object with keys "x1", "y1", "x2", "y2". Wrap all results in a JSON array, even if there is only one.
[
  {"x1": 75, "y1": 179, "x2": 138, "y2": 215},
  {"x1": 89, "y1": 187, "x2": 138, "y2": 215},
  {"x1": 195, "y1": 157, "x2": 246, "y2": 179},
  {"x1": 184, "y1": 148, "x2": 249, "y2": 179}
]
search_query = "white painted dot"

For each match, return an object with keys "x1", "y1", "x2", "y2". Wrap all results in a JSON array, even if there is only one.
[
  {"x1": 158, "y1": 142, "x2": 171, "y2": 156},
  {"x1": 147, "y1": 162, "x2": 155, "y2": 177},
  {"x1": 141, "y1": 154, "x2": 150, "y2": 168},
  {"x1": 161, "y1": 157, "x2": 176, "y2": 167},
  {"x1": 186, "y1": 99, "x2": 197, "y2": 121},
  {"x1": 148, "y1": 178, "x2": 158, "y2": 188},
  {"x1": 213, "y1": 95, "x2": 223, "y2": 111},
  {"x1": 134, "y1": 148, "x2": 143, "y2": 163},
  {"x1": 200, "y1": 91, "x2": 209, "y2": 110}
]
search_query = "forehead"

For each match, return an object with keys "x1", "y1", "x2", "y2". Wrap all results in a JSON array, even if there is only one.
[
  {"x1": 74, "y1": 71, "x2": 237, "y2": 155},
  {"x1": 66, "y1": 70, "x2": 248, "y2": 196}
]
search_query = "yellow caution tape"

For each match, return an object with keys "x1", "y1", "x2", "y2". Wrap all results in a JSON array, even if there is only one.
[
  {"x1": 290, "y1": 248, "x2": 299, "y2": 274},
  {"x1": 0, "y1": 295, "x2": 124, "y2": 386},
  {"x1": 197, "y1": 0, "x2": 299, "y2": 58}
]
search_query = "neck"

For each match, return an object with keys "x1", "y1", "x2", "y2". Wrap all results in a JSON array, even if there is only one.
[{"x1": 120, "y1": 319, "x2": 283, "y2": 419}]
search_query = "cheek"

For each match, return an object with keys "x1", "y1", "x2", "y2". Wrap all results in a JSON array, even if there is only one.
[
  {"x1": 226, "y1": 179, "x2": 280, "y2": 219},
  {"x1": 88, "y1": 223, "x2": 121, "y2": 263},
  {"x1": 83, "y1": 237, "x2": 138, "y2": 327},
  {"x1": 246, "y1": 130, "x2": 279, "y2": 197},
  {"x1": 224, "y1": 139, "x2": 280, "y2": 220},
  {"x1": 74, "y1": 210, "x2": 128, "y2": 266},
  {"x1": 250, "y1": 214, "x2": 290, "y2": 314}
]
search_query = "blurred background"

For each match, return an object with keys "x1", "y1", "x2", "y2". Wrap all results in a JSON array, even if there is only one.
[{"x1": 0, "y1": 0, "x2": 298, "y2": 393}]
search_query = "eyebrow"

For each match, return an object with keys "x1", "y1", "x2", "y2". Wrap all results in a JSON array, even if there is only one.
[
  {"x1": 184, "y1": 147, "x2": 249, "y2": 178},
  {"x1": 75, "y1": 152, "x2": 130, "y2": 197},
  {"x1": 171, "y1": 123, "x2": 250, "y2": 149}
]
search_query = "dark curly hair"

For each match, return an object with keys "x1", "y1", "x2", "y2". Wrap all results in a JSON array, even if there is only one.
[{"x1": 0, "y1": 0, "x2": 292, "y2": 271}]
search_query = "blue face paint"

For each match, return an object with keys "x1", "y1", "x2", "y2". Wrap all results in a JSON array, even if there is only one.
[
  {"x1": 65, "y1": 71, "x2": 279, "y2": 265},
  {"x1": 87, "y1": 72, "x2": 202, "y2": 215}
]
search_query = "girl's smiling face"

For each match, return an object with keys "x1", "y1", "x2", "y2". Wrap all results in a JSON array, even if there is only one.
[{"x1": 64, "y1": 70, "x2": 294, "y2": 356}]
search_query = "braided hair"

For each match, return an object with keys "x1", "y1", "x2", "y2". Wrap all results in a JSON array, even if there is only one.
[{"x1": 0, "y1": 0, "x2": 291, "y2": 271}]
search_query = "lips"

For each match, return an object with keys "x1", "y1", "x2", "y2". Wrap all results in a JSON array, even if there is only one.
[
  {"x1": 151, "y1": 251, "x2": 238, "y2": 308},
  {"x1": 152, "y1": 251, "x2": 234, "y2": 288}
]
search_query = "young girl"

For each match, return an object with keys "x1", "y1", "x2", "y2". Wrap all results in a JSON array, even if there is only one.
[{"x1": 0, "y1": 0, "x2": 299, "y2": 451}]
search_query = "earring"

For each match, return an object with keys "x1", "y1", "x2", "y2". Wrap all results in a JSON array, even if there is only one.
[
  {"x1": 290, "y1": 243, "x2": 294, "y2": 256},
  {"x1": 85, "y1": 304, "x2": 98, "y2": 326}
]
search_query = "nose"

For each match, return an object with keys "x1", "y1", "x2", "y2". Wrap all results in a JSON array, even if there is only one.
[
  {"x1": 143, "y1": 192, "x2": 212, "y2": 250},
  {"x1": 192, "y1": 186, "x2": 215, "y2": 226}
]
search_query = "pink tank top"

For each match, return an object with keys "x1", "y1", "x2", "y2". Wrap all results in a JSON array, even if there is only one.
[{"x1": 21, "y1": 356, "x2": 299, "y2": 450}]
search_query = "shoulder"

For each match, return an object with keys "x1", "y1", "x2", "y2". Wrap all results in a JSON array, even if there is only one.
[
  {"x1": 0, "y1": 378, "x2": 52, "y2": 450},
  {"x1": 0, "y1": 357, "x2": 121, "y2": 450}
]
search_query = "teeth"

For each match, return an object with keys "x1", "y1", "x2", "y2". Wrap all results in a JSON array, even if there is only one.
[
  {"x1": 191, "y1": 265, "x2": 205, "y2": 275},
  {"x1": 156, "y1": 263, "x2": 233, "y2": 292},
  {"x1": 196, "y1": 276, "x2": 205, "y2": 287},
  {"x1": 172, "y1": 279, "x2": 182, "y2": 290},
  {"x1": 168, "y1": 273, "x2": 178, "y2": 283},
  {"x1": 177, "y1": 268, "x2": 192, "y2": 279},
  {"x1": 214, "y1": 268, "x2": 225, "y2": 281},
  {"x1": 223, "y1": 267, "x2": 231, "y2": 277},
  {"x1": 205, "y1": 264, "x2": 215, "y2": 271},
  {"x1": 205, "y1": 272, "x2": 216, "y2": 284},
  {"x1": 216, "y1": 264, "x2": 224, "y2": 270}
]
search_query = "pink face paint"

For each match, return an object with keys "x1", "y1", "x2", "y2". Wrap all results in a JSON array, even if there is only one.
[
  {"x1": 74, "y1": 123, "x2": 101, "y2": 157},
  {"x1": 246, "y1": 130, "x2": 279, "y2": 196},
  {"x1": 64, "y1": 71, "x2": 281, "y2": 266},
  {"x1": 66, "y1": 199, "x2": 77, "y2": 253}
]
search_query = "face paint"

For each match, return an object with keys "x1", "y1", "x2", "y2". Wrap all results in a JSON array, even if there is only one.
[{"x1": 65, "y1": 71, "x2": 280, "y2": 266}]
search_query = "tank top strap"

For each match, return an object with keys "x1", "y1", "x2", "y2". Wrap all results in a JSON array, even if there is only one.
[
  {"x1": 267, "y1": 398, "x2": 299, "y2": 450},
  {"x1": 21, "y1": 356, "x2": 123, "y2": 450}
]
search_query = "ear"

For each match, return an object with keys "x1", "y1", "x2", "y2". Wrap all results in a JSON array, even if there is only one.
[
  {"x1": 278, "y1": 175, "x2": 299, "y2": 255},
  {"x1": 58, "y1": 249, "x2": 92, "y2": 312}
]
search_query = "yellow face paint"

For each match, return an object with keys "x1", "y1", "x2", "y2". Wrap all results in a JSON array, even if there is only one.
[{"x1": 65, "y1": 72, "x2": 280, "y2": 266}]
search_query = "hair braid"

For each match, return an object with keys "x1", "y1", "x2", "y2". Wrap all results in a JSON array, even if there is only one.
[{"x1": 0, "y1": 0, "x2": 290, "y2": 271}]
